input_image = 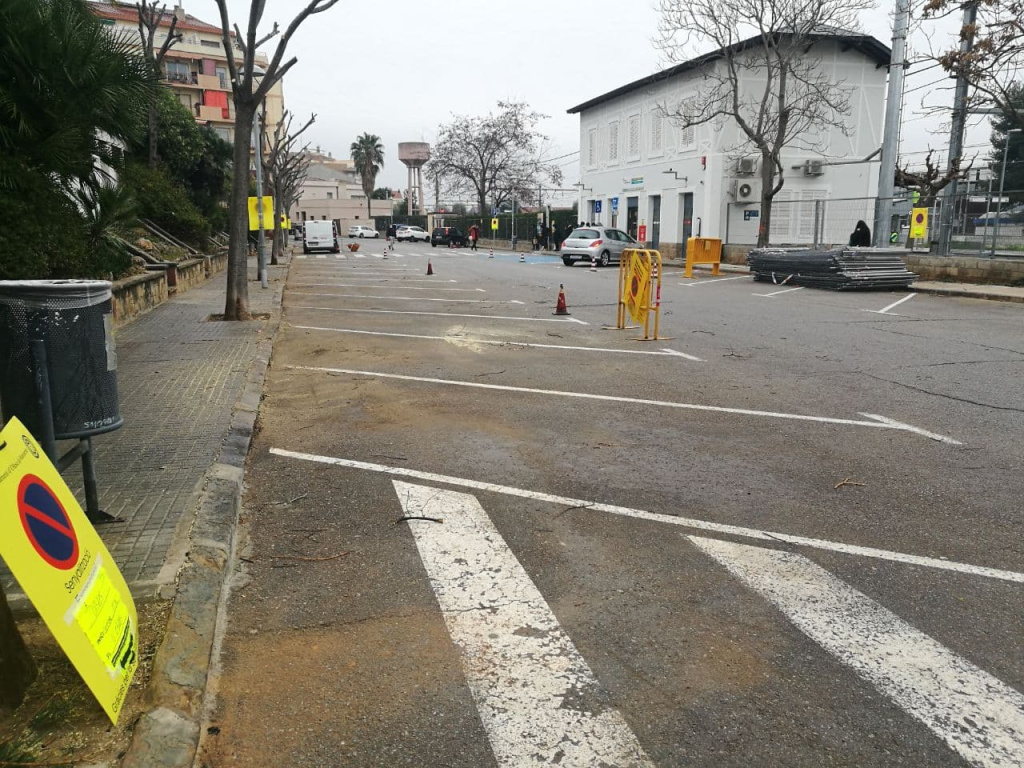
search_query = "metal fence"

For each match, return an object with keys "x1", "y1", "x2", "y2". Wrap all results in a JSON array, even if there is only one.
[{"x1": 736, "y1": 189, "x2": 1024, "y2": 255}]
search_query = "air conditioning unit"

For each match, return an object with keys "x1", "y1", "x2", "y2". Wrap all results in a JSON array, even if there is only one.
[
  {"x1": 736, "y1": 157, "x2": 757, "y2": 175},
  {"x1": 804, "y1": 159, "x2": 825, "y2": 176},
  {"x1": 730, "y1": 179, "x2": 759, "y2": 201}
]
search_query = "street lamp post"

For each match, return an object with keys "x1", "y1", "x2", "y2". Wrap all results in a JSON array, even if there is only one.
[{"x1": 991, "y1": 128, "x2": 1021, "y2": 258}]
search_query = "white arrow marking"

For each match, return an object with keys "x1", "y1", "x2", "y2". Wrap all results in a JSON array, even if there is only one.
[
  {"x1": 288, "y1": 307, "x2": 589, "y2": 325},
  {"x1": 268, "y1": 449, "x2": 1024, "y2": 584},
  {"x1": 690, "y1": 536, "x2": 1024, "y2": 768},
  {"x1": 291, "y1": 366, "x2": 958, "y2": 442},
  {"x1": 393, "y1": 481, "x2": 654, "y2": 767}
]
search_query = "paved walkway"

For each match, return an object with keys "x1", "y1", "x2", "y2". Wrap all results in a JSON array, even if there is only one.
[{"x1": 3, "y1": 256, "x2": 286, "y2": 596}]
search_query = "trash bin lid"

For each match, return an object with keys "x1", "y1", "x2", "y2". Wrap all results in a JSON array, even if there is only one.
[{"x1": 0, "y1": 280, "x2": 112, "y2": 307}]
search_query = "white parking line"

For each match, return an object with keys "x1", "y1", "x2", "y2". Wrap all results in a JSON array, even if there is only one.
[
  {"x1": 754, "y1": 286, "x2": 804, "y2": 298},
  {"x1": 394, "y1": 481, "x2": 654, "y2": 767},
  {"x1": 288, "y1": 306, "x2": 588, "y2": 325},
  {"x1": 690, "y1": 536, "x2": 1024, "y2": 768},
  {"x1": 864, "y1": 293, "x2": 915, "y2": 315},
  {"x1": 315, "y1": 255, "x2": 327, "y2": 260},
  {"x1": 680, "y1": 275, "x2": 749, "y2": 286},
  {"x1": 267, "y1": 449, "x2": 1022, "y2": 583},
  {"x1": 293, "y1": 283, "x2": 484, "y2": 292},
  {"x1": 290, "y1": 326, "x2": 702, "y2": 360},
  {"x1": 298, "y1": 277, "x2": 457, "y2": 284},
  {"x1": 290, "y1": 292, "x2": 522, "y2": 305},
  {"x1": 290, "y1": 366, "x2": 959, "y2": 443}
]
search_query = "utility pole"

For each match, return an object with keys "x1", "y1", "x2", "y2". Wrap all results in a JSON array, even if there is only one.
[
  {"x1": 936, "y1": 2, "x2": 978, "y2": 255},
  {"x1": 873, "y1": 0, "x2": 911, "y2": 246}
]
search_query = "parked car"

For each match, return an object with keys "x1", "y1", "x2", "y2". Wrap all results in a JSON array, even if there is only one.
[
  {"x1": 431, "y1": 227, "x2": 468, "y2": 247},
  {"x1": 560, "y1": 227, "x2": 637, "y2": 267},
  {"x1": 348, "y1": 225, "x2": 379, "y2": 239},
  {"x1": 396, "y1": 225, "x2": 430, "y2": 242},
  {"x1": 303, "y1": 219, "x2": 339, "y2": 254}
]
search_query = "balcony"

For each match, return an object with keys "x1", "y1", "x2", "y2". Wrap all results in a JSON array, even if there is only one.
[
  {"x1": 165, "y1": 72, "x2": 199, "y2": 87},
  {"x1": 196, "y1": 104, "x2": 231, "y2": 122},
  {"x1": 197, "y1": 73, "x2": 227, "y2": 91}
]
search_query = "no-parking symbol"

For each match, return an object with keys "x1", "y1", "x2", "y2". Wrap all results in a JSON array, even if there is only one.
[{"x1": 18, "y1": 474, "x2": 80, "y2": 570}]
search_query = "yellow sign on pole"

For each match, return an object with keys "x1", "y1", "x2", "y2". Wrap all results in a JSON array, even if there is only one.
[
  {"x1": 491, "y1": 218, "x2": 499, "y2": 231},
  {"x1": 247, "y1": 196, "x2": 274, "y2": 231},
  {"x1": 0, "y1": 418, "x2": 138, "y2": 724},
  {"x1": 624, "y1": 252, "x2": 652, "y2": 326},
  {"x1": 909, "y1": 208, "x2": 929, "y2": 239}
]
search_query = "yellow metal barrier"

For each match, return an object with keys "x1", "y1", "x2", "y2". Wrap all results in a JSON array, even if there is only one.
[
  {"x1": 614, "y1": 249, "x2": 669, "y2": 341},
  {"x1": 684, "y1": 237, "x2": 723, "y2": 278}
]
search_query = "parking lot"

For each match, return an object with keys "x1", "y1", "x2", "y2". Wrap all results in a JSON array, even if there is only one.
[{"x1": 204, "y1": 241, "x2": 1024, "y2": 767}]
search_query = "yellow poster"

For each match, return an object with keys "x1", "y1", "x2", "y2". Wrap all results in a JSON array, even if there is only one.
[
  {"x1": 909, "y1": 208, "x2": 929, "y2": 239},
  {"x1": 0, "y1": 418, "x2": 138, "y2": 724},
  {"x1": 247, "y1": 196, "x2": 274, "y2": 231},
  {"x1": 624, "y1": 252, "x2": 652, "y2": 325}
]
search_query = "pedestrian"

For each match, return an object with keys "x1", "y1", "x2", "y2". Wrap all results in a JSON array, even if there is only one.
[
  {"x1": 469, "y1": 223, "x2": 479, "y2": 251},
  {"x1": 848, "y1": 220, "x2": 871, "y2": 247}
]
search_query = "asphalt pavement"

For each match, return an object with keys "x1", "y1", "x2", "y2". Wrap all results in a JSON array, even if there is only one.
[{"x1": 200, "y1": 240, "x2": 1024, "y2": 767}]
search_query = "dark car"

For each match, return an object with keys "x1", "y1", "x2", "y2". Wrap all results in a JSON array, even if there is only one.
[{"x1": 431, "y1": 227, "x2": 467, "y2": 247}]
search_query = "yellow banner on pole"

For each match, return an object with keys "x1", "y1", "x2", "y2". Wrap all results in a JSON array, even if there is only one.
[
  {"x1": 909, "y1": 208, "x2": 929, "y2": 239},
  {"x1": 247, "y1": 196, "x2": 274, "y2": 231},
  {"x1": 624, "y1": 252, "x2": 652, "y2": 325},
  {"x1": 0, "y1": 418, "x2": 138, "y2": 724}
]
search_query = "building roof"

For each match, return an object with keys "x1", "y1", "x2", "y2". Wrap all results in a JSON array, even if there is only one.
[
  {"x1": 87, "y1": 1, "x2": 222, "y2": 35},
  {"x1": 567, "y1": 30, "x2": 891, "y2": 115}
]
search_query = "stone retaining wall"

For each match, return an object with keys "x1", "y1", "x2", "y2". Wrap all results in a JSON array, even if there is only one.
[
  {"x1": 207, "y1": 251, "x2": 228, "y2": 275},
  {"x1": 175, "y1": 258, "x2": 207, "y2": 293},
  {"x1": 112, "y1": 271, "x2": 168, "y2": 327},
  {"x1": 902, "y1": 254, "x2": 1024, "y2": 286}
]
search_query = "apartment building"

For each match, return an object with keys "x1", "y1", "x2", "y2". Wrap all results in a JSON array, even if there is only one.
[
  {"x1": 89, "y1": 1, "x2": 284, "y2": 144},
  {"x1": 288, "y1": 148, "x2": 392, "y2": 232},
  {"x1": 568, "y1": 30, "x2": 890, "y2": 255}
]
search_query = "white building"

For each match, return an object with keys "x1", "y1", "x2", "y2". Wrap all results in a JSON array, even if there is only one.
[{"x1": 568, "y1": 31, "x2": 891, "y2": 258}]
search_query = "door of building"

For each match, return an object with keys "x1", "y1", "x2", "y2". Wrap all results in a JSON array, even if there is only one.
[
  {"x1": 649, "y1": 195, "x2": 661, "y2": 249},
  {"x1": 626, "y1": 197, "x2": 639, "y2": 238},
  {"x1": 680, "y1": 193, "x2": 694, "y2": 255}
]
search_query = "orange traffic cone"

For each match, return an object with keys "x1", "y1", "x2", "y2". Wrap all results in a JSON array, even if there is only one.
[
  {"x1": 426, "y1": 259, "x2": 433, "y2": 276},
  {"x1": 553, "y1": 284, "x2": 570, "y2": 316}
]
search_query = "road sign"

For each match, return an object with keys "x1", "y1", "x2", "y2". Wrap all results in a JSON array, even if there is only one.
[
  {"x1": 910, "y1": 208, "x2": 929, "y2": 239},
  {"x1": 491, "y1": 218, "x2": 499, "y2": 231},
  {"x1": 594, "y1": 200, "x2": 602, "y2": 214},
  {"x1": 492, "y1": 207, "x2": 498, "y2": 217},
  {"x1": 0, "y1": 417, "x2": 138, "y2": 724},
  {"x1": 611, "y1": 197, "x2": 619, "y2": 213}
]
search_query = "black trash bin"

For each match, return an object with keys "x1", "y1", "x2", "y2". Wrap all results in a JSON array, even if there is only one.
[{"x1": 0, "y1": 280, "x2": 122, "y2": 440}]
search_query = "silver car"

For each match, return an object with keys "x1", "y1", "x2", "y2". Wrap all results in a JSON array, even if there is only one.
[{"x1": 560, "y1": 227, "x2": 638, "y2": 267}]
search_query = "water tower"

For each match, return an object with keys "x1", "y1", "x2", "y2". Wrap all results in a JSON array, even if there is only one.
[{"x1": 398, "y1": 142, "x2": 430, "y2": 216}]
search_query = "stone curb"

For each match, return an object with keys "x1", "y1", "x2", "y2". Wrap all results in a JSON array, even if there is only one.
[
  {"x1": 910, "y1": 284, "x2": 1024, "y2": 304},
  {"x1": 120, "y1": 266, "x2": 286, "y2": 768}
]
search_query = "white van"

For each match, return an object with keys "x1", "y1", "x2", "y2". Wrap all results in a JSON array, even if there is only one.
[{"x1": 303, "y1": 219, "x2": 339, "y2": 254}]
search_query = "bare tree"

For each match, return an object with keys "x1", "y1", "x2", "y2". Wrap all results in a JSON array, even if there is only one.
[
  {"x1": 136, "y1": 0, "x2": 181, "y2": 168},
  {"x1": 655, "y1": 0, "x2": 875, "y2": 246},
  {"x1": 212, "y1": 0, "x2": 339, "y2": 321},
  {"x1": 427, "y1": 102, "x2": 561, "y2": 215},
  {"x1": 923, "y1": 0, "x2": 1024, "y2": 130},
  {"x1": 276, "y1": 150, "x2": 312, "y2": 255},
  {"x1": 261, "y1": 110, "x2": 315, "y2": 263},
  {"x1": 895, "y1": 148, "x2": 972, "y2": 207}
]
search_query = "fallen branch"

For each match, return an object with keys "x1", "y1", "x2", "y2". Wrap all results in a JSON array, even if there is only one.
[
  {"x1": 393, "y1": 516, "x2": 444, "y2": 525},
  {"x1": 834, "y1": 477, "x2": 866, "y2": 490},
  {"x1": 271, "y1": 493, "x2": 308, "y2": 506},
  {"x1": 270, "y1": 550, "x2": 349, "y2": 562}
]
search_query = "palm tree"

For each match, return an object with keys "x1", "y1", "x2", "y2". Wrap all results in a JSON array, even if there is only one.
[{"x1": 350, "y1": 133, "x2": 385, "y2": 220}]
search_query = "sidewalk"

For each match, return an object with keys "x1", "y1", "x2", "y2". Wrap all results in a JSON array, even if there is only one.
[{"x1": 2, "y1": 256, "x2": 287, "y2": 599}]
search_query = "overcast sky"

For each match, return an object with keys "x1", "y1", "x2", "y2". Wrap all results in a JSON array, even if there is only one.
[{"x1": 186, "y1": 0, "x2": 995, "y2": 201}]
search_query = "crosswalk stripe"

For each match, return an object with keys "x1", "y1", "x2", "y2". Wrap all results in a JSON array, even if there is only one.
[
  {"x1": 393, "y1": 481, "x2": 654, "y2": 767},
  {"x1": 689, "y1": 536, "x2": 1024, "y2": 768}
]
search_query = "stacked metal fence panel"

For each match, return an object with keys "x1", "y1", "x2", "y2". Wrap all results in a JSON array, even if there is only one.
[{"x1": 747, "y1": 248, "x2": 918, "y2": 289}]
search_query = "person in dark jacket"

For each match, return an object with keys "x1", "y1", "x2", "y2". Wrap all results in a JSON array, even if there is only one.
[{"x1": 849, "y1": 220, "x2": 871, "y2": 247}]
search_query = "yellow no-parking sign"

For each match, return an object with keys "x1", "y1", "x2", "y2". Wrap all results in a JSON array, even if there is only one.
[
  {"x1": 0, "y1": 417, "x2": 138, "y2": 723},
  {"x1": 910, "y1": 208, "x2": 929, "y2": 239},
  {"x1": 624, "y1": 252, "x2": 652, "y2": 325},
  {"x1": 491, "y1": 218, "x2": 499, "y2": 231}
]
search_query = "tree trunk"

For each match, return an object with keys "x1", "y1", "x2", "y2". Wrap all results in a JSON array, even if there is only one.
[
  {"x1": 366, "y1": 195, "x2": 371, "y2": 221},
  {"x1": 224, "y1": 102, "x2": 255, "y2": 321},
  {"x1": 147, "y1": 105, "x2": 159, "y2": 169},
  {"x1": 0, "y1": 583, "x2": 36, "y2": 712},
  {"x1": 757, "y1": 158, "x2": 775, "y2": 247}
]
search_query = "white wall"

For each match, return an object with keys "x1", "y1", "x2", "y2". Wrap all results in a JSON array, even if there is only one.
[{"x1": 576, "y1": 40, "x2": 888, "y2": 249}]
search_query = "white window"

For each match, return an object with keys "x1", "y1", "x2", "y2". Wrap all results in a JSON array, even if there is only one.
[
  {"x1": 679, "y1": 124, "x2": 696, "y2": 151},
  {"x1": 608, "y1": 121, "x2": 619, "y2": 163},
  {"x1": 627, "y1": 114, "x2": 641, "y2": 158},
  {"x1": 587, "y1": 128, "x2": 598, "y2": 167},
  {"x1": 798, "y1": 190, "x2": 827, "y2": 241},
  {"x1": 650, "y1": 113, "x2": 663, "y2": 154},
  {"x1": 327, "y1": 192, "x2": 333, "y2": 199}
]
